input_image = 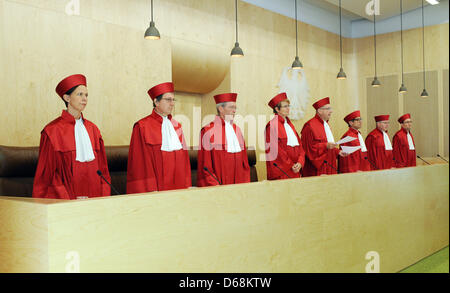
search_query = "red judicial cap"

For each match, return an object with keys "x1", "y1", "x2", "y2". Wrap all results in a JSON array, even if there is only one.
[
  {"x1": 344, "y1": 110, "x2": 361, "y2": 123},
  {"x1": 148, "y1": 82, "x2": 174, "y2": 100},
  {"x1": 398, "y1": 113, "x2": 411, "y2": 123},
  {"x1": 55, "y1": 74, "x2": 87, "y2": 98},
  {"x1": 268, "y1": 93, "x2": 288, "y2": 109},
  {"x1": 214, "y1": 93, "x2": 237, "y2": 104},
  {"x1": 375, "y1": 115, "x2": 390, "y2": 122},
  {"x1": 312, "y1": 97, "x2": 330, "y2": 110}
]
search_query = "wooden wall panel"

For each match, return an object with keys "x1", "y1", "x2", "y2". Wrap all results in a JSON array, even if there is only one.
[
  {"x1": 403, "y1": 71, "x2": 439, "y2": 157},
  {"x1": 366, "y1": 75, "x2": 399, "y2": 139},
  {"x1": 0, "y1": 199, "x2": 48, "y2": 273},
  {"x1": 172, "y1": 91, "x2": 202, "y2": 148},
  {"x1": 443, "y1": 70, "x2": 449, "y2": 157}
]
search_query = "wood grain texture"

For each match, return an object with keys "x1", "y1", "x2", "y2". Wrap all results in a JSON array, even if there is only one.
[
  {"x1": 0, "y1": 199, "x2": 48, "y2": 273},
  {"x1": 0, "y1": 165, "x2": 447, "y2": 273},
  {"x1": 403, "y1": 71, "x2": 439, "y2": 157},
  {"x1": 444, "y1": 70, "x2": 449, "y2": 157}
]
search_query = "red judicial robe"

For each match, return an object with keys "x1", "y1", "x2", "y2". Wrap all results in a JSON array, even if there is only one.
[
  {"x1": 338, "y1": 127, "x2": 371, "y2": 173},
  {"x1": 126, "y1": 110, "x2": 191, "y2": 193},
  {"x1": 265, "y1": 114, "x2": 305, "y2": 180},
  {"x1": 32, "y1": 110, "x2": 111, "y2": 199},
  {"x1": 365, "y1": 128, "x2": 393, "y2": 170},
  {"x1": 393, "y1": 128, "x2": 416, "y2": 168},
  {"x1": 300, "y1": 114, "x2": 339, "y2": 176},
  {"x1": 197, "y1": 116, "x2": 250, "y2": 186}
]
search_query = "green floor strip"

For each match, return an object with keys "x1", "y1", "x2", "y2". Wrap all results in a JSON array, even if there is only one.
[{"x1": 399, "y1": 246, "x2": 449, "y2": 273}]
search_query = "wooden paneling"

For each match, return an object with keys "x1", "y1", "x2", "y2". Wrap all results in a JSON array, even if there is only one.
[
  {"x1": 366, "y1": 75, "x2": 399, "y2": 139},
  {"x1": 172, "y1": 91, "x2": 202, "y2": 147},
  {"x1": 0, "y1": 165, "x2": 448, "y2": 273},
  {"x1": 444, "y1": 70, "x2": 449, "y2": 157},
  {"x1": 0, "y1": 0, "x2": 171, "y2": 147},
  {"x1": 403, "y1": 71, "x2": 439, "y2": 157},
  {"x1": 0, "y1": 199, "x2": 48, "y2": 273}
]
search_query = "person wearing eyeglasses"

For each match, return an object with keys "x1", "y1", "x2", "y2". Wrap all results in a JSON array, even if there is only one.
[
  {"x1": 300, "y1": 97, "x2": 347, "y2": 177},
  {"x1": 365, "y1": 115, "x2": 394, "y2": 170},
  {"x1": 32, "y1": 74, "x2": 111, "y2": 199},
  {"x1": 126, "y1": 82, "x2": 191, "y2": 193},
  {"x1": 197, "y1": 93, "x2": 250, "y2": 186},
  {"x1": 337, "y1": 110, "x2": 371, "y2": 173},
  {"x1": 265, "y1": 93, "x2": 305, "y2": 180},
  {"x1": 392, "y1": 113, "x2": 416, "y2": 168}
]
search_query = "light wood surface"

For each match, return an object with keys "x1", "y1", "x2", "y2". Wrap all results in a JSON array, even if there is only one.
[
  {"x1": 444, "y1": 70, "x2": 449, "y2": 157},
  {"x1": 0, "y1": 164, "x2": 447, "y2": 273},
  {"x1": 403, "y1": 71, "x2": 439, "y2": 157},
  {"x1": 0, "y1": 200, "x2": 48, "y2": 273}
]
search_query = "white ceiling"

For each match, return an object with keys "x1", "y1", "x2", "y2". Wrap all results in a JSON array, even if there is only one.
[
  {"x1": 305, "y1": 0, "x2": 436, "y2": 21},
  {"x1": 242, "y1": 0, "x2": 448, "y2": 38}
]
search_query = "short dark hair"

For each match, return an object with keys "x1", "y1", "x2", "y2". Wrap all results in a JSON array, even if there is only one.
[
  {"x1": 153, "y1": 94, "x2": 163, "y2": 108},
  {"x1": 273, "y1": 100, "x2": 289, "y2": 114},
  {"x1": 62, "y1": 85, "x2": 81, "y2": 108}
]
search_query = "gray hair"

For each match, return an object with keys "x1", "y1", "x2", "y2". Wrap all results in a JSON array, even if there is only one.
[{"x1": 216, "y1": 102, "x2": 228, "y2": 115}]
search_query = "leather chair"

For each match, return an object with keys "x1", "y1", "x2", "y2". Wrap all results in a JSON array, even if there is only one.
[{"x1": 0, "y1": 145, "x2": 258, "y2": 197}]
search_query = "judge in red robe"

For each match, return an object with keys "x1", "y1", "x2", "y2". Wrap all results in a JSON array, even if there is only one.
[
  {"x1": 393, "y1": 113, "x2": 416, "y2": 168},
  {"x1": 126, "y1": 82, "x2": 191, "y2": 193},
  {"x1": 365, "y1": 115, "x2": 394, "y2": 170},
  {"x1": 300, "y1": 97, "x2": 346, "y2": 177},
  {"x1": 338, "y1": 110, "x2": 371, "y2": 173},
  {"x1": 197, "y1": 93, "x2": 250, "y2": 186},
  {"x1": 33, "y1": 74, "x2": 111, "y2": 200},
  {"x1": 265, "y1": 93, "x2": 305, "y2": 180}
]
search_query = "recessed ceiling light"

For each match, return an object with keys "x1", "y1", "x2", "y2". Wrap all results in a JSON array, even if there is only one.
[{"x1": 426, "y1": 0, "x2": 439, "y2": 5}]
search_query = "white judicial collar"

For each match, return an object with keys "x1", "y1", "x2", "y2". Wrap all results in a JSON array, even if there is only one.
[
  {"x1": 357, "y1": 132, "x2": 368, "y2": 152},
  {"x1": 323, "y1": 120, "x2": 335, "y2": 143},
  {"x1": 74, "y1": 117, "x2": 95, "y2": 162},
  {"x1": 407, "y1": 132, "x2": 415, "y2": 150},
  {"x1": 224, "y1": 120, "x2": 242, "y2": 153},
  {"x1": 284, "y1": 120, "x2": 299, "y2": 147},
  {"x1": 161, "y1": 116, "x2": 183, "y2": 152},
  {"x1": 382, "y1": 131, "x2": 393, "y2": 151}
]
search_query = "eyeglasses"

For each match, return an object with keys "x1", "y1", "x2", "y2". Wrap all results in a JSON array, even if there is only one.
[
  {"x1": 161, "y1": 98, "x2": 176, "y2": 103},
  {"x1": 352, "y1": 118, "x2": 363, "y2": 122}
]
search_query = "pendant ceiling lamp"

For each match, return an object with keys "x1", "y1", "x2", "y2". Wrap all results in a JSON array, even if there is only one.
[
  {"x1": 371, "y1": 12, "x2": 381, "y2": 87},
  {"x1": 399, "y1": 0, "x2": 407, "y2": 93},
  {"x1": 420, "y1": 0, "x2": 429, "y2": 97},
  {"x1": 144, "y1": 0, "x2": 160, "y2": 40},
  {"x1": 337, "y1": 0, "x2": 346, "y2": 80},
  {"x1": 231, "y1": 0, "x2": 244, "y2": 57},
  {"x1": 292, "y1": 0, "x2": 303, "y2": 69}
]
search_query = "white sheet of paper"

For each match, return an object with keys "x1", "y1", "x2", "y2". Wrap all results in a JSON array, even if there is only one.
[
  {"x1": 341, "y1": 145, "x2": 361, "y2": 154},
  {"x1": 336, "y1": 136, "x2": 357, "y2": 145}
]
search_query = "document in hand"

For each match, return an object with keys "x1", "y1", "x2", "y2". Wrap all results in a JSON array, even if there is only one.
[
  {"x1": 336, "y1": 136, "x2": 357, "y2": 145},
  {"x1": 341, "y1": 145, "x2": 361, "y2": 154}
]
